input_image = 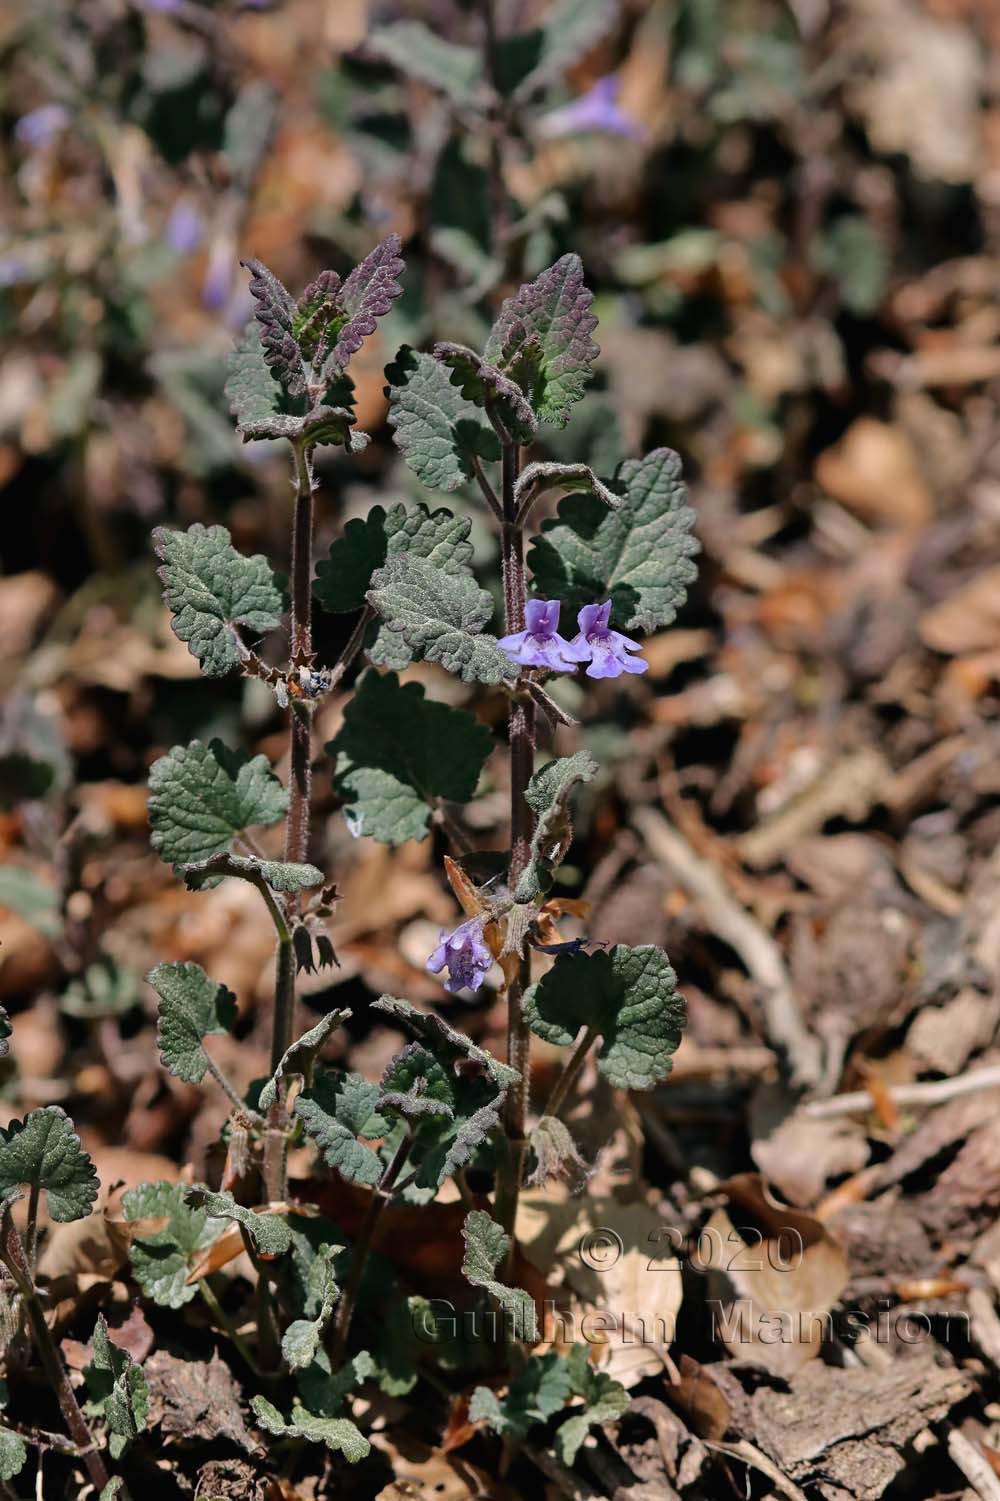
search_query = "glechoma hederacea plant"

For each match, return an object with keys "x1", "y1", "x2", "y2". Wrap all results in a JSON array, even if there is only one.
[{"x1": 0, "y1": 244, "x2": 698, "y2": 1484}]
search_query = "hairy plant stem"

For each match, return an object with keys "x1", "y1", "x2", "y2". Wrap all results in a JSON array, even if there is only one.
[
  {"x1": 495, "y1": 439, "x2": 535, "y2": 1253},
  {"x1": 0, "y1": 1212, "x2": 112, "y2": 1497},
  {"x1": 329, "y1": 1130, "x2": 414, "y2": 1367},
  {"x1": 264, "y1": 435, "x2": 315, "y2": 1205},
  {"x1": 543, "y1": 1026, "x2": 598, "y2": 1120}
]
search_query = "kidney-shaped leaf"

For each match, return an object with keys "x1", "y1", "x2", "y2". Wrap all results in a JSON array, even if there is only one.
[
  {"x1": 326, "y1": 669, "x2": 493, "y2": 844},
  {"x1": 154, "y1": 524, "x2": 284, "y2": 678},
  {"x1": 527, "y1": 448, "x2": 698, "y2": 632},
  {"x1": 525, "y1": 944, "x2": 685, "y2": 1090},
  {"x1": 0, "y1": 1106, "x2": 98, "y2": 1222},
  {"x1": 148, "y1": 739, "x2": 287, "y2": 874}
]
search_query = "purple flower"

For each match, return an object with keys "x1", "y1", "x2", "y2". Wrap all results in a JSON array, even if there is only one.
[
  {"x1": 15, "y1": 103, "x2": 70, "y2": 149},
  {"x1": 165, "y1": 198, "x2": 204, "y2": 255},
  {"x1": 537, "y1": 76, "x2": 645, "y2": 143},
  {"x1": 572, "y1": 601, "x2": 648, "y2": 679},
  {"x1": 201, "y1": 236, "x2": 234, "y2": 311},
  {"x1": 426, "y1": 917, "x2": 493, "y2": 995},
  {"x1": 498, "y1": 598, "x2": 589, "y2": 673}
]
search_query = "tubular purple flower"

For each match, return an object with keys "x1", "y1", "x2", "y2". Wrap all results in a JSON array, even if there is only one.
[
  {"x1": 536, "y1": 76, "x2": 645, "y2": 143},
  {"x1": 497, "y1": 598, "x2": 590, "y2": 673},
  {"x1": 573, "y1": 601, "x2": 648, "y2": 679},
  {"x1": 426, "y1": 917, "x2": 493, "y2": 995}
]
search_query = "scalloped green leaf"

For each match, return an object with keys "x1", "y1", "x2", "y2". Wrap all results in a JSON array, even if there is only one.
[
  {"x1": 470, "y1": 1351, "x2": 573, "y2": 1442},
  {"x1": 372, "y1": 995, "x2": 518, "y2": 1092},
  {"x1": 148, "y1": 739, "x2": 287, "y2": 875},
  {"x1": 314, "y1": 502, "x2": 474, "y2": 615},
  {"x1": 326, "y1": 670, "x2": 493, "y2": 845},
  {"x1": 184, "y1": 1188, "x2": 291, "y2": 1257},
  {"x1": 433, "y1": 342, "x2": 537, "y2": 444},
  {"x1": 122, "y1": 1179, "x2": 226, "y2": 1308},
  {"x1": 282, "y1": 1244, "x2": 340, "y2": 1371},
  {"x1": 154, "y1": 523, "x2": 284, "y2": 678},
  {"x1": 367, "y1": 556, "x2": 509, "y2": 685},
  {"x1": 386, "y1": 347, "x2": 499, "y2": 492},
  {"x1": 525, "y1": 944, "x2": 685, "y2": 1090},
  {"x1": 366, "y1": 22, "x2": 481, "y2": 105},
  {"x1": 225, "y1": 322, "x2": 364, "y2": 448},
  {"x1": 181, "y1": 851, "x2": 324, "y2": 895},
  {"x1": 259, "y1": 1009, "x2": 351, "y2": 1113},
  {"x1": 148, "y1": 961, "x2": 236, "y2": 1086},
  {"x1": 515, "y1": 460, "x2": 620, "y2": 518},
  {"x1": 83, "y1": 1315, "x2": 149, "y2": 1461},
  {"x1": 251, "y1": 1395, "x2": 369, "y2": 1462},
  {"x1": 485, "y1": 254, "x2": 598, "y2": 427},
  {"x1": 527, "y1": 447, "x2": 699, "y2": 632},
  {"x1": 294, "y1": 1071, "x2": 388, "y2": 1187},
  {"x1": 515, "y1": 751, "x2": 598, "y2": 902},
  {"x1": 0, "y1": 1106, "x2": 98, "y2": 1222},
  {"x1": 0, "y1": 1428, "x2": 26, "y2": 1482},
  {"x1": 555, "y1": 1345, "x2": 629, "y2": 1465},
  {"x1": 461, "y1": 1210, "x2": 537, "y2": 1342}
]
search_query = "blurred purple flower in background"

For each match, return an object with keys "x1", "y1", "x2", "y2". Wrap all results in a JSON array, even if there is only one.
[
  {"x1": 165, "y1": 199, "x2": 204, "y2": 255},
  {"x1": 15, "y1": 103, "x2": 70, "y2": 149},
  {"x1": 572, "y1": 601, "x2": 648, "y2": 679},
  {"x1": 537, "y1": 76, "x2": 644, "y2": 142},
  {"x1": 498, "y1": 598, "x2": 589, "y2": 672},
  {"x1": 0, "y1": 258, "x2": 30, "y2": 288},
  {"x1": 426, "y1": 917, "x2": 493, "y2": 994},
  {"x1": 201, "y1": 235, "x2": 235, "y2": 311}
]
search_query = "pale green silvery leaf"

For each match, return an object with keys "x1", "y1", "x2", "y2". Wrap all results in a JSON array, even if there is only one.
[
  {"x1": 527, "y1": 448, "x2": 699, "y2": 632},
  {"x1": 372, "y1": 995, "x2": 518, "y2": 1092},
  {"x1": 282, "y1": 1244, "x2": 341, "y2": 1371},
  {"x1": 515, "y1": 751, "x2": 598, "y2": 902},
  {"x1": 386, "y1": 347, "x2": 499, "y2": 492},
  {"x1": 433, "y1": 342, "x2": 537, "y2": 444},
  {"x1": 122, "y1": 1179, "x2": 226, "y2": 1308},
  {"x1": 0, "y1": 1428, "x2": 25, "y2": 1482},
  {"x1": 259, "y1": 1009, "x2": 351, "y2": 1113},
  {"x1": 294, "y1": 1072, "x2": 388, "y2": 1187},
  {"x1": 313, "y1": 502, "x2": 473, "y2": 614},
  {"x1": 555, "y1": 1345, "x2": 629, "y2": 1464},
  {"x1": 148, "y1": 961, "x2": 236, "y2": 1086},
  {"x1": 0, "y1": 1106, "x2": 98, "y2": 1222},
  {"x1": 515, "y1": 461, "x2": 620, "y2": 519},
  {"x1": 525, "y1": 944, "x2": 685, "y2": 1090},
  {"x1": 148, "y1": 738, "x2": 287, "y2": 874},
  {"x1": 251, "y1": 1395, "x2": 369, "y2": 1462},
  {"x1": 84, "y1": 1315, "x2": 149, "y2": 1461},
  {"x1": 154, "y1": 523, "x2": 284, "y2": 678},
  {"x1": 470, "y1": 1350, "x2": 574, "y2": 1442},
  {"x1": 184, "y1": 1188, "x2": 291, "y2": 1257},
  {"x1": 181, "y1": 850, "x2": 324, "y2": 895},
  {"x1": 485, "y1": 254, "x2": 598, "y2": 427},
  {"x1": 367, "y1": 556, "x2": 510, "y2": 685},
  {"x1": 461, "y1": 1210, "x2": 537, "y2": 1342},
  {"x1": 326, "y1": 670, "x2": 493, "y2": 844}
]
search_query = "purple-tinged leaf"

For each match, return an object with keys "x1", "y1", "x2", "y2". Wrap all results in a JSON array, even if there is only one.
[
  {"x1": 294, "y1": 269, "x2": 342, "y2": 365},
  {"x1": 485, "y1": 254, "x2": 598, "y2": 427},
  {"x1": 242, "y1": 258, "x2": 305, "y2": 397},
  {"x1": 325, "y1": 235, "x2": 405, "y2": 377}
]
